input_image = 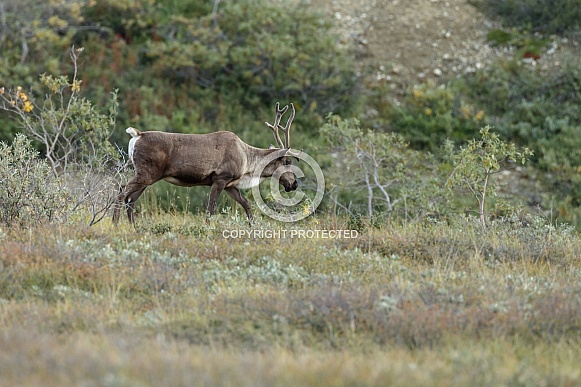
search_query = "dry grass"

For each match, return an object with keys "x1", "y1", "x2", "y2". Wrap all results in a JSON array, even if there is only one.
[
  {"x1": 1, "y1": 213, "x2": 580, "y2": 386},
  {"x1": 1, "y1": 330, "x2": 580, "y2": 387}
]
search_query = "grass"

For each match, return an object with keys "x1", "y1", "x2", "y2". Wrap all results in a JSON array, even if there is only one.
[{"x1": 1, "y1": 212, "x2": 580, "y2": 386}]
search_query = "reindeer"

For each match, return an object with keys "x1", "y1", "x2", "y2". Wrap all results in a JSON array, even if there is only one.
[{"x1": 112, "y1": 102, "x2": 299, "y2": 225}]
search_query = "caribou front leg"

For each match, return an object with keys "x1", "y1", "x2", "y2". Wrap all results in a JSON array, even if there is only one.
[{"x1": 225, "y1": 186, "x2": 253, "y2": 223}]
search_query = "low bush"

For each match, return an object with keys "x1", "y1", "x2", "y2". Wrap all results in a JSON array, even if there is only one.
[
  {"x1": 459, "y1": 58, "x2": 581, "y2": 225},
  {"x1": 0, "y1": 134, "x2": 71, "y2": 227},
  {"x1": 471, "y1": 0, "x2": 581, "y2": 34},
  {"x1": 321, "y1": 114, "x2": 446, "y2": 221},
  {"x1": 367, "y1": 81, "x2": 486, "y2": 152}
]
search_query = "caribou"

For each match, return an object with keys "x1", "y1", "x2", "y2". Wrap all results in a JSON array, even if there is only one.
[{"x1": 112, "y1": 102, "x2": 299, "y2": 225}]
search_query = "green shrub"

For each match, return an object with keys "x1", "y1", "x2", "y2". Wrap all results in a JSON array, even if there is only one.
[
  {"x1": 321, "y1": 115, "x2": 446, "y2": 221},
  {"x1": 369, "y1": 81, "x2": 486, "y2": 152},
  {"x1": 486, "y1": 28, "x2": 550, "y2": 59},
  {"x1": 466, "y1": 59, "x2": 581, "y2": 138},
  {"x1": 0, "y1": 0, "x2": 361, "y2": 149},
  {"x1": 471, "y1": 0, "x2": 581, "y2": 34},
  {"x1": 0, "y1": 134, "x2": 71, "y2": 227},
  {"x1": 145, "y1": 0, "x2": 360, "y2": 142},
  {"x1": 0, "y1": 49, "x2": 126, "y2": 226},
  {"x1": 455, "y1": 58, "x2": 581, "y2": 226},
  {"x1": 444, "y1": 126, "x2": 533, "y2": 229}
]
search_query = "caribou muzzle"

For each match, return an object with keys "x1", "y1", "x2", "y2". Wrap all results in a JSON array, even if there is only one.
[
  {"x1": 285, "y1": 180, "x2": 299, "y2": 192},
  {"x1": 279, "y1": 170, "x2": 299, "y2": 192}
]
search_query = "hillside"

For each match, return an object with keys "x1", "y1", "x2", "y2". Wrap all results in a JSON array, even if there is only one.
[
  {"x1": 310, "y1": 0, "x2": 581, "y2": 222},
  {"x1": 311, "y1": 0, "x2": 578, "y2": 85}
]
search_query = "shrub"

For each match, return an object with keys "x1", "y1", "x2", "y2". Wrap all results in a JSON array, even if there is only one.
[
  {"x1": 444, "y1": 126, "x2": 533, "y2": 229},
  {"x1": 370, "y1": 81, "x2": 486, "y2": 152},
  {"x1": 459, "y1": 58, "x2": 581, "y2": 226},
  {"x1": 471, "y1": 0, "x2": 581, "y2": 34},
  {"x1": 145, "y1": 0, "x2": 360, "y2": 141},
  {"x1": 321, "y1": 115, "x2": 445, "y2": 221},
  {"x1": 0, "y1": 134, "x2": 71, "y2": 227},
  {"x1": 0, "y1": 48, "x2": 126, "y2": 226}
]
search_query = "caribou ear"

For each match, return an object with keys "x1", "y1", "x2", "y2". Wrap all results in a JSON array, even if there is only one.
[
  {"x1": 287, "y1": 148, "x2": 303, "y2": 162},
  {"x1": 273, "y1": 148, "x2": 290, "y2": 160},
  {"x1": 271, "y1": 148, "x2": 302, "y2": 162},
  {"x1": 275, "y1": 148, "x2": 303, "y2": 163}
]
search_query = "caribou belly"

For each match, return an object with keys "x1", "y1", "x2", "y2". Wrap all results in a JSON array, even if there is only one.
[{"x1": 233, "y1": 175, "x2": 264, "y2": 189}]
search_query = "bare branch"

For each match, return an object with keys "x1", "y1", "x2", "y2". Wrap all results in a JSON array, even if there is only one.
[
  {"x1": 326, "y1": 186, "x2": 356, "y2": 217},
  {"x1": 211, "y1": 0, "x2": 221, "y2": 28},
  {"x1": 20, "y1": 29, "x2": 28, "y2": 63}
]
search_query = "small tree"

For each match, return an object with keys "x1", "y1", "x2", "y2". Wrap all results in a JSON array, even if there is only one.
[
  {"x1": 0, "y1": 47, "x2": 126, "y2": 226},
  {"x1": 0, "y1": 47, "x2": 118, "y2": 174},
  {"x1": 445, "y1": 126, "x2": 533, "y2": 229},
  {"x1": 321, "y1": 115, "x2": 440, "y2": 222}
]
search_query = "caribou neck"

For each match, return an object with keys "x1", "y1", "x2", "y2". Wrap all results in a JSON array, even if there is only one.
[{"x1": 245, "y1": 146, "x2": 285, "y2": 176}]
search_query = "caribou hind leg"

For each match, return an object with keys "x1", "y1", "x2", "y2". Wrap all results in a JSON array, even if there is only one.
[
  {"x1": 125, "y1": 185, "x2": 147, "y2": 224},
  {"x1": 113, "y1": 180, "x2": 150, "y2": 225}
]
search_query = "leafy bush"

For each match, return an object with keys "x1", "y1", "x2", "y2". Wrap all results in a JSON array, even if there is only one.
[
  {"x1": 0, "y1": 0, "x2": 81, "y2": 80},
  {"x1": 444, "y1": 126, "x2": 533, "y2": 228},
  {"x1": 0, "y1": 49, "x2": 126, "y2": 225},
  {"x1": 0, "y1": 134, "x2": 71, "y2": 227},
  {"x1": 1, "y1": 52, "x2": 119, "y2": 175},
  {"x1": 145, "y1": 0, "x2": 359, "y2": 140},
  {"x1": 0, "y1": 0, "x2": 360, "y2": 148},
  {"x1": 321, "y1": 115, "x2": 445, "y2": 221},
  {"x1": 486, "y1": 28, "x2": 550, "y2": 60},
  {"x1": 471, "y1": 0, "x2": 581, "y2": 34},
  {"x1": 369, "y1": 81, "x2": 486, "y2": 152},
  {"x1": 459, "y1": 58, "x2": 581, "y2": 223}
]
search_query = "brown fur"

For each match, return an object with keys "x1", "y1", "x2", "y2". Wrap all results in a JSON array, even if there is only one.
[{"x1": 112, "y1": 129, "x2": 297, "y2": 225}]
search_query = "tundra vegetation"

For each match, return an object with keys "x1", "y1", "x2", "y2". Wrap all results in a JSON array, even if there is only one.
[{"x1": 1, "y1": 0, "x2": 581, "y2": 385}]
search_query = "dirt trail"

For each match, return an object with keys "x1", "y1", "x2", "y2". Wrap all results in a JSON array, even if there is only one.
[{"x1": 310, "y1": 0, "x2": 508, "y2": 85}]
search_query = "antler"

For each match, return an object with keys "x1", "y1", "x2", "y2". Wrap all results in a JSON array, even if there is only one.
[
  {"x1": 265, "y1": 102, "x2": 288, "y2": 149},
  {"x1": 278, "y1": 102, "x2": 295, "y2": 149}
]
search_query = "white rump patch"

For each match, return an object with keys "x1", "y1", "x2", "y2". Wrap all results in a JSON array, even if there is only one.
[
  {"x1": 128, "y1": 136, "x2": 139, "y2": 164},
  {"x1": 235, "y1": 175, "x2": 264, "y2": 189}
]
